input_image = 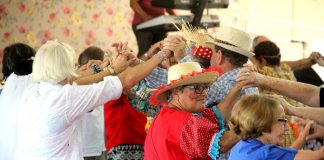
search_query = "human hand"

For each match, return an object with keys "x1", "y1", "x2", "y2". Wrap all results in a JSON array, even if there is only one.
[
  {"x1": 145, "y1": 41, "x2": 163, "y2": 59},
  {"x1": 85, "y1": 60, "x2": 103, "y2": 69},
  {"x1": 308, "y1": 51, "x2": 321, "y2": 62},
  {"x1": 143, "y1": 14, "x2": 154, "y2": 21},
  {"x1": 110, "y1": 42, "x2": 129, "y2": 74},
  {"x1": 294, "y1": 119, "x2": 314, "y2": 146},
  {"x1": 236, "y1": 64, "x2": 262, "y2": 89},
  {"x1": 306, "y1": 123, "x2": 324, "y2": 140},
  {"x1": 275, "y1": 96, "x2": 295, "y2": 116},
  {"x1": 162, "y1": 35, "x2": 186, "y2": 62}
]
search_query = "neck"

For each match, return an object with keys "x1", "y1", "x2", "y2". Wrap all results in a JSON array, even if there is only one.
[
  {"x1": 221, "y1": 63, "x2": 237, "y2": 73},
  {"x1": 256, "y1": 136, "x2": 270, "y2": 145},
  {"x1": 168, "y1": 100, "x2": 185, "y2": 111}
]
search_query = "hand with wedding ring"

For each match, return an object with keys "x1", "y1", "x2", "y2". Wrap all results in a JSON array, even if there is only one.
[{"x1": 236, "y1": 64, "x2": 263, "y2": 89}]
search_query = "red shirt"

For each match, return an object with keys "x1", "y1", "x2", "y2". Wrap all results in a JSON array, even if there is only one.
[
  {"x1": 104, "y1": 94, "x2": 147, "y2": 151},
  {"x1": 144, "y1": 107, "x2": 219, "y2": 160},
  {"x1": 132, "y1": 0, "x2": 165, "y2": 25}
]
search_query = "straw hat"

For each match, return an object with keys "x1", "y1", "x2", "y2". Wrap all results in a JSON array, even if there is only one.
[
  {"x1": 149, "y1": 62, "x2": 221, "y2": 105},
  {"x1": 206, "y1": 26, "x2": 255, "y2": 58},
  {"x1": 176, "y1": 22, "x2": 214, "y2": 59}
]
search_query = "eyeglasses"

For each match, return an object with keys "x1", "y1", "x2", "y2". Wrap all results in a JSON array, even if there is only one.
[
  {"x1": 277, "y1": 118, "x2": 288, "y2": 126},
  {"x1": 183, "y1": 84, "x2": 209, "y2": 94}
]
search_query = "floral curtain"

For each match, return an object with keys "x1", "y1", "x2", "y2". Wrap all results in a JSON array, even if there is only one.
[{"x1": 0, "y1": 0, "x2": 137, "y2": 65}]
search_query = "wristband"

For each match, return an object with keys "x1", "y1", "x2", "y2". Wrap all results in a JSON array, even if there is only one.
[
  {"x1": 154, "y1": 51, "x2": 169, "y2": 62},
  {"x1": 91, "y1": 64, "x2": 102, "y2": 73}
]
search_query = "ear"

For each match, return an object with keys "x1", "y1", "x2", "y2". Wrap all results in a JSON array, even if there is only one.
[
  {"x1": 217, "y1": 50, "x2": 224, "y2": 65},
  {"x1": 260, "y1": 57, "x2": 267, "y2": 66}
]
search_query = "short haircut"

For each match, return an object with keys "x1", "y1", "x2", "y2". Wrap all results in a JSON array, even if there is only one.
[
  {"x1": 2, "y1": 43, "x2": 35, "y2": 79},
  {"x1": 252, "y1": 35, "x2": 269, "y2": 49},
  {"x1": 78, "y1": 46, "x2": 104, "y2": 66},
  {"x1": 214, "y1": 46, "x2": 248, "y2": 67},
  {"x1": 253, "y1": 41, "x2": 281, "y2": 66},
  {"x1": 229, "y1": 94, "x2": 282, "y2": 140},
  {"x1": 32, "y1": 41, "x2": 78, "y2": 83}
]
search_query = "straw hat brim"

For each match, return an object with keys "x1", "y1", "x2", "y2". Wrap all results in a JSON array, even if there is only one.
[
  {"x1": 206, "y1": 41, "x2": 255, "y2": 58},
  {"x1": 152, "y1": 71, "x2": 218, "y2": 104}
]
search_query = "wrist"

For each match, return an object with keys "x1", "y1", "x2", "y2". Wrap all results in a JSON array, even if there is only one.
[
  {"x1": 103, "y1": 65, "x2": 115, "y2": 75},
  {"x1": 154, "y1": 51, "x2": 170, "y2": 62}
]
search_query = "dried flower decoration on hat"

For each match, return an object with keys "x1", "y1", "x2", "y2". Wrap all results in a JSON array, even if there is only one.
[{"x1": 173, "y1": 21, "x2": 214, "y2": 59}]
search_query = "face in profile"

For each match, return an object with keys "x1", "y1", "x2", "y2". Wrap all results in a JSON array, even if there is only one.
[
  {"x1": 261, "y1": 105, "x2": 288, "y2": 146},
  {"x1": 173, "y1": 83, "x2": 209, "y2": 113}
]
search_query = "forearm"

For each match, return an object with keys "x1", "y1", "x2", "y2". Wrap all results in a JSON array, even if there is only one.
[
  {"x1": 290, "y1": 107, "x2": 324, "y2": 125},
  {"x1": 74, "y1": 70, "x2": 113, "y2": 85},
  {"x1": 118, "y1": 56, "x2": 161, "y2": 89},
  {"x1": 260, "y1": 76, "x2": 320, "y2": 107},
  {"x1": 219, "y1": 130, "x2": 240, "y2": 153},
  {"x1": 217, "y1": 84, "x2": 242, "y2": 120},
  {"x1": 294, "y1": 149, "x2": 324, "y2": 160},
  {"x1": 283, "y1": 58, "x2": 315, "y2": 71}
]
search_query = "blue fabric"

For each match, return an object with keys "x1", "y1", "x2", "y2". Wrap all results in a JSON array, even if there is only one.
[
  {"x1": 208, "y1": 105, "x2": 226, "y2": 160},
  {"x1": 208, "y1": 129, "x2": 226, "y2": 160},
  {"x1": 211, "y1": 105, "x2": 225, "y2": 130},
  {"x1": 229, "y1": 139, "x2": 298, "y2": 160}
]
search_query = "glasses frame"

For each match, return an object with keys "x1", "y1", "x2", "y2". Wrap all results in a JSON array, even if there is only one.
[
  {"x1": 182, "y1": 84, "x2": 209, "y2": 94},
  {"x1": 277, "y1": 118, "x2": 288, "y2": 127}
]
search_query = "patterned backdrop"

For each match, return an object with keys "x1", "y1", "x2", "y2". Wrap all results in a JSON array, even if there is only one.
[{"x1": 0, "y1": 0, "x2": 138, "y2": 64}]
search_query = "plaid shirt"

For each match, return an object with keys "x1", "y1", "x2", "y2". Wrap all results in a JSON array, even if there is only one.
[
  {"x1": 205, "y1": 67, "x2": 259, "y2": 107},
  {"x1": 143, "y1": 56, "x2": 192, "y2": 89}
]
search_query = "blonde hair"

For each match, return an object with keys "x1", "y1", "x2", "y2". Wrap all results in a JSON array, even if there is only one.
[
  {"x1": 33, "y1": 40, "x2": 78, "y2": 83},
  {"x1": 229, "y1": 94, "x2": 282, "y2": 140}
]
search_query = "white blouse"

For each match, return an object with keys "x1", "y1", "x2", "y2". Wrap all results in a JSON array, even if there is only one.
[{"x1": 15, "y1": 76, "x2": 122, "y2": 160}]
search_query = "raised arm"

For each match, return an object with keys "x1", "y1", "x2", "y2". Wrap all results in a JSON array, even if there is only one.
[
  {"x1": 283, "y1": 52, "x2": 320, "y2": 71},
  {"x1": 237, "y1": 65, "x2": 321, "y2": 107}
]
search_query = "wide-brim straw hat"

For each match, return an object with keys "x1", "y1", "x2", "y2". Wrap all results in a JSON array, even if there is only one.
[
  {"x1": 206, "y1": 26, "x2": 255, "y2": 58},
  {"x1": 149, "y1": 62, "x2": 221, "y2": 106}
]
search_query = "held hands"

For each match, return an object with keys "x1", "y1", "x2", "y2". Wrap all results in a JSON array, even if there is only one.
[
  {"x1": 109, "y1": 42, "x2": 134, "y2": 74},
  {"x1": 293, "y1": 118, "x2": 324, "y2": 140},
  {"x1": 162, "y1": 35, "x2": 186, "y2": 62},
  {"x1": 236, "y1": 64, "x2": 263, "y2": 89},
  {"x1": 308, "y1": 51, "x2": 324, "y2": 66}
]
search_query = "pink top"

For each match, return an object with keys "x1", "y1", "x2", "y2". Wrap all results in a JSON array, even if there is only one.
[{"x1": 132, "y1": 0, "x2": 165, "y2": 25}]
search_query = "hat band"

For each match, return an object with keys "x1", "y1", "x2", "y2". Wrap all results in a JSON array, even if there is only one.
[{"x1": 214, "y1": 39, "x2": 238, "y2": 48}]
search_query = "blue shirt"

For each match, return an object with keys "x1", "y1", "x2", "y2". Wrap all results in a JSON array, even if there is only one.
[{"x1": 229, "y1": 139, "x2": 298, "y2": 160}]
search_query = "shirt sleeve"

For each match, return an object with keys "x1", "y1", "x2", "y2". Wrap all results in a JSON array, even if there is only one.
[
  {"x1": 144, "y1": 66, "x2": 168, "y2": 89},
  {"x1": 320, "y1": 87, "x2": 324, "y2": 107},
  {"x1": 65, "y1": 76, "x2": 123, "y2": 121},
  {"x1": 180, "y1": 108, "x2": 219, "y2": 159}
]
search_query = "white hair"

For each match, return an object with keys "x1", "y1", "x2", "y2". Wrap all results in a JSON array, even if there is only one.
[{"x1": 32, "y1": 40, "x2": 78, "y2": 83}]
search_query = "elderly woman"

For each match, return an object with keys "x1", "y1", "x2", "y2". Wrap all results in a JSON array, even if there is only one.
[
  {"x1": 144, "y1": 62, "x2": 244, "y2": 160},
  {"x1": 14, "y1": 40, "x2": 170, "y2": 160},
  {"x1": 228, "y1": 94, "x2": 324, "y2": 160}
]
